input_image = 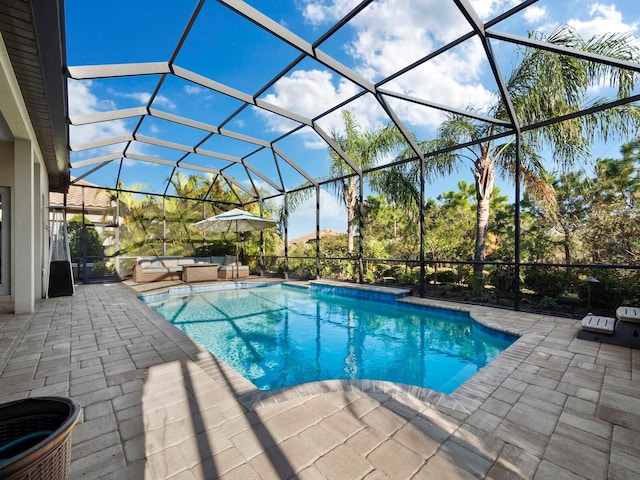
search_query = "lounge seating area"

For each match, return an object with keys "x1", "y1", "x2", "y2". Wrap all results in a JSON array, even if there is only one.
[
  {"x1": 578, "y1": 305, "x2": 640, "y2": 348},
  {"x1": 132, "y1": 255, "x2": 249, "y2": 283}
]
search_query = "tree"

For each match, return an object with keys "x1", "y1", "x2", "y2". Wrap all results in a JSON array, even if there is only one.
[
  {"x1": 165, "y1": 173, "x2": 214, "y2": 255},
  {"x1": 522, "y1": 139, "x2": 640, "y2": 266},
  {"x1": 67, "y1": 215, "x2": 103, "y2": 260},
  {"x1": 287, "y1": 110, "x2": 406, "y2": 253},
  {"x1": 549, "y1": 171, "x2": 589, "y2": 264},
  {"x1": 99, "y1": 181, "x2": 161, "y2": 257},
  {"x1": 518, "y1": 194, "x2": 561, "y2": 264},
  {"x1": 424, "y1": 183, "x2": 476, "y2": 262},
  {"x1": 361, "y1": 195, "x2": 419, "y2": 274},
  {"x1": 426, "y1": 26, "x2": 640, "y2": 277},
  {"x1": 583, "y1": 152, "x2": 640, "y2": 264},
  {"x1": 330, "y1": 110, "x2": 407, "y2": 252}
]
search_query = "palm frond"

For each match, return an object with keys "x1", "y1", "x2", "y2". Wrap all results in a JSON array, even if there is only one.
[
  {"x1": 505, "y1": 25, "x2": 640, "y2": 165},
  {"x1": 369, "y1": 164, "x2": 420, "y2": 213}
]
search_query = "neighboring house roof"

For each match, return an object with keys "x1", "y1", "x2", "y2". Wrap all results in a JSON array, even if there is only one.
[
  {"x1": 0, "y1": 0, "x2": 69, "y2": 192},
  {"x1": 290, "y1": 229, "x2": 343, "y2": 245},
  {"x1": 50, "y1": 178, "x2": 113, "y2": 214}
]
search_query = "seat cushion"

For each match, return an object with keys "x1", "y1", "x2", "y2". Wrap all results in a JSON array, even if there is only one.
[
  {"x1": 177, "y1": 258, "x2": 197, "y2": 266},
  {"x1": 147, "y1": 259, "x2": 166, "y2": 269},
  {"x1": 142, "y1": 268, "x2": 169, "y2": 274}
]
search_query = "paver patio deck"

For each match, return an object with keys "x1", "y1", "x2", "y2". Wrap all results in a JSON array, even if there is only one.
[{"x1": 0, "y1": 280, "x2": 639, "y2": 479}]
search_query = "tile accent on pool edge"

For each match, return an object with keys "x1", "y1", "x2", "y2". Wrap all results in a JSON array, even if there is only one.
[
  {"x1": 139, "y1": 281, "x2": 245, "y2": 303},
  {"x1": 139, "y1": 280, "x2": 410, "y2": 305},
  {"x1": 309, "y1": 280, "x2": 410, "y2": 304}
]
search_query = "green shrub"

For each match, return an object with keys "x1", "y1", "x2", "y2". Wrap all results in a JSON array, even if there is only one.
[
  {"x1": 454, "y1": 264, "x2": 473, "y2": 284},
  {"x1": 480, "y1": 291, "x2": 494, "y2": 303},
  {"x1": 429, "y1": 268, "x2": 457, "y2": 284},
  {"x1": 363, "y1": 270, "x2": 377, "y2": 283},
  {"x1": 576, "y1": 270, "x2": 640, "y2": 309},
  {"x1": 467, "y1": 275, "x2": 485, "y2": 293},
  {"x1": 523, "y1": 267, "x2": 574, "y2": 298},
  {"x1": 286, "y1": 257, "x2": 317, "y2": 279},
  {"x1": 321, "y1": 258, "x2": 356, "y2": 280},
  {"x1": 192, "y1": 241, "x2": 234, "y2": 256},
  {"x1": 119, "y1": 258, "x2": 137, "y2": 278},
  {"x1": 399, "y1": 267, "x2": 420, "y2": 287},
  {"x1": 67, "y1": 217, "x2": 104, "y2": 259},
  {"x1": 487, "y1": 266, "x2": 515, "y2": 295},
  {"x1": 439, "y1": 284, "x2": 452, "y2": 296},
  {"x1": 541, "y1": 296, "x2": 557, "y2": 309}
]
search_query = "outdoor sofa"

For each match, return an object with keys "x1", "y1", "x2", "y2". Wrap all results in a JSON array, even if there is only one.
[{"x1": 132, "y1": 255, "x2": 249, "y2": 283}]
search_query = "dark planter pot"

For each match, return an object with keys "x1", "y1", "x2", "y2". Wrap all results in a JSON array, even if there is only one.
[{"x1": 0, "y1": 397, "x2": 80, "y2": 480}]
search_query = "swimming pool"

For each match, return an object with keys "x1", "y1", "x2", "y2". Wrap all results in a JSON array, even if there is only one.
[{"x1": 142, "y1": 283, "x2": 516, "y2": 393}]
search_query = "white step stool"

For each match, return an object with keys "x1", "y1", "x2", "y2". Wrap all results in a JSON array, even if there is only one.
[{"x1": 581, "y1": 315, "x2": 616, "y2": 335}]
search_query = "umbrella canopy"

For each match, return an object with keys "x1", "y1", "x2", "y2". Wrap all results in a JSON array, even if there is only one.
[{"x1": 191, "y1": 208, "x2": 276, "y2": 234}]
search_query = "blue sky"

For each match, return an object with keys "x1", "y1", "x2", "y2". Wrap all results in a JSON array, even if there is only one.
[{"x1": 65, "y1": 1, "x2": 640, "y2": 239}]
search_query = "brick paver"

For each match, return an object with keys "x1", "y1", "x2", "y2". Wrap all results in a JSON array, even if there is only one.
[{"x1": 1, "y1": 280, "x2": 640, "y2": 479}]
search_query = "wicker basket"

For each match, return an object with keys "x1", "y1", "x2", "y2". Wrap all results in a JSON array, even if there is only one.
[{"x1": 0, "y1": 397, "x2": 80, "y2": 480}]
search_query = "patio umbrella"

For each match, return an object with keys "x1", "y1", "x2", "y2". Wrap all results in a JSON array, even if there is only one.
[{"x1": 191, "y1": 208, "x2": 277, "y2": 260}]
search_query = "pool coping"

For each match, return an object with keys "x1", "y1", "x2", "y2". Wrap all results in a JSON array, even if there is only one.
[{"x1": 139, "y1": 279, "x2": 543, "y2": 415}]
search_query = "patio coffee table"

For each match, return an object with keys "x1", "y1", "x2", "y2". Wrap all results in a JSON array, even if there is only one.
[{"x1": 182, "y1": 263, "x2": 219, "y2": 282}]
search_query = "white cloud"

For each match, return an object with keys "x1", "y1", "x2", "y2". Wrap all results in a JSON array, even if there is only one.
[
  {"x1": 394, "y1": 41, "x2": 497, "y2": 118},
  {"x1": 67, "y1": 80, "x2": 129, "y2": 148},
  {"x1": 258, "y1": 69, "x2": 360, "y2": 133},
  {"x1": 565, "y1": 3, "x2": 640, "y2": 97},
  {"x1": 119, "y1": 91, "x2": 150, "y2": 104},
  {"x1": 343, "y1": 1, "x2": 495, "y2": 128},
  {"x1": 150, "y1": 94, "x2": 177, "y2": 111},
  {"x1": 68, "y1": 80, "x2": 107, "y2": 116},
  {"x1": 67, "y1": 81, "x2": 151, "y2": 169},
  {"x1": 266, "y1": 70, "x2": 359, "y2": 120},
  {"x1": 522, "y1": 6, "x2": 547, "y2": 24},
  {"x1": 184, "y1": 85, "x2": 204, "y2": 95},
  {"x1": 113, "y1": 91, "x2": 177, "y2": 110},
  {"x1": 241, "y1": 177, "x2": 277, "y2": 196},
  {"x1": 467, "y1": 0, "x2": 520, "y2": 20},
  {"x1": 262, "y1": 0, "x2": 498, "y2": 138},
  {"x1": 301, "y1": 0, "x2": 361, "y2": 26},
  {"x1": 568, "y1": 3, "x2": 638, "y2": 39}
]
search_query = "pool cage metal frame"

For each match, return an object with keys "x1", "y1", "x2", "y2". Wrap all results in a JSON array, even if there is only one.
[{"x1": 52, "y1": 0, "x2": 640, "y2": 309}]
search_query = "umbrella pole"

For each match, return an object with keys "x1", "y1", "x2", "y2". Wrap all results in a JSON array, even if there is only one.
[{"x1": 235, "y1": 222, "x2": 242, "y2": 268}]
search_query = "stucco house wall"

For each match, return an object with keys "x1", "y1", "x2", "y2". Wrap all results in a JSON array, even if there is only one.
[{"x1": 0, "y1": 36, "x2": 52, "y2": 313}]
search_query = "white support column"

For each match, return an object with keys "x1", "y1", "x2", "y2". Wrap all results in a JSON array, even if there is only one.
[
  {"x1": 34, "y1": 164, "x2": 45, "y2": 299},
  {"x1": 14, "y1": 138, "x2": 35, "y2": 313}
]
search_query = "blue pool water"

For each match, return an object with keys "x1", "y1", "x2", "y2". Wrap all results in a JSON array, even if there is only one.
[{"x1": 143, "y1": 284, "x2": 516, "y2": 393}]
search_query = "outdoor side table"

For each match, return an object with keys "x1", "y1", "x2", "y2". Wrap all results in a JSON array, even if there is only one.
[{"x1": 182, "y1": 263, "x2": 219, "y2": 282}]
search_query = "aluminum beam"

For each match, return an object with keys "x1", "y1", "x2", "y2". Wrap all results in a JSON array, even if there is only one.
[
  {"x1": 70, "y1": 107, "x2": 147, "y2": 125},
  {"x1": 67, "y1": 62, "x2": 170, "y2": 79}
]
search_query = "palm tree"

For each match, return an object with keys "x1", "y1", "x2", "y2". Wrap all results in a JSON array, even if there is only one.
[
  {"x1": 426, "y1": 26, "x2": 640, "y2": 277},
  {"x1": 288, "y1": 110, "x2": 406, "y2": 253},
  {"x1": 165, "y1": 173, "x2": 213, "y2": 255},
  {"x1": 116, "y1": 188, "x2": 161, "y2": 256},
  {"x1": 100, "y1": 181, "x2": 157, "y2": 256}
]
